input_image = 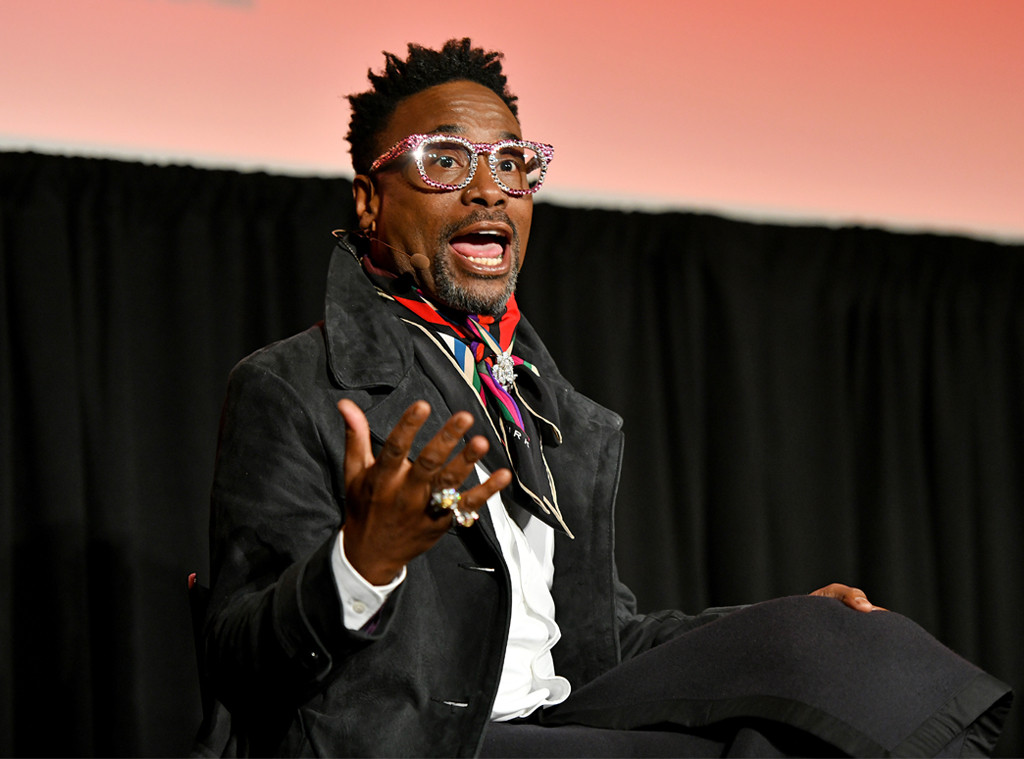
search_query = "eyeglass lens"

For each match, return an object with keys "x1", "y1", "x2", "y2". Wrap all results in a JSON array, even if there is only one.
[{"x1": 420, "y1": 140, "x2": 543, "y2": 191}]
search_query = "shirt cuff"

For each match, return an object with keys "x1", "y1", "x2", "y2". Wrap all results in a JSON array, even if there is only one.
[{"x1": 331, "y1": 529, "x2": 406, "y2": 630}]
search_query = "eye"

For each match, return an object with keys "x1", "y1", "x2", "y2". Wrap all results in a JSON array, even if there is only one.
[
  {"x1": 495, "y1": 150, "x2": 527, "y2": 174},
  {"x1": 423, "y1": 146, "x2": 469, "y2": 168},
  {"x1": 419, "y1": 141, "x2": 473, "y2": 186}
]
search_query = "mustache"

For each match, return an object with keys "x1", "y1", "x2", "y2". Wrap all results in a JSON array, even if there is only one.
[{"x1": 440, "y1": 209, "x2": 519, "y2": 246}]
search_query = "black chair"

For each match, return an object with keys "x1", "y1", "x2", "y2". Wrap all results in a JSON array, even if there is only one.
[{"x1": 188, "y1": 573, "x2": 234, "y2": 757}]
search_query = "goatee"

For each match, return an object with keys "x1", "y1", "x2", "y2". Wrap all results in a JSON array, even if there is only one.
[
  {"x1": 432, "y1": 210, "x2": 521, "y2": 316},
  {"x1": 432, "y1": 251, "x2": 519, "y2": 317}
]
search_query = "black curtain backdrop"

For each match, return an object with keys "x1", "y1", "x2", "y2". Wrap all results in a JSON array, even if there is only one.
[{"x1": 1, "y1": 151, "x2": 1020, "y2": 757}]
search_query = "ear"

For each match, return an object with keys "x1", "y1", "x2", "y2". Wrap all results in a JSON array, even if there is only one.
[{"x1": 352, "y1": 175, "x2": 380, "y2": 233}]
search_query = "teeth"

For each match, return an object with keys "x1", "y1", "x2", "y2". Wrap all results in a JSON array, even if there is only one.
[{"x1": 467, "y1": 256, "x2": 502, "y2": 265}]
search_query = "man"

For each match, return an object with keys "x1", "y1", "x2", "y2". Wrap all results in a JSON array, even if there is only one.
[{"x1": 204, "y1": 39, "x2": 1010, "y2": 757}]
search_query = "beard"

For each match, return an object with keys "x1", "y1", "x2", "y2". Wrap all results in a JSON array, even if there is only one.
[
  {"x1": 431, "y1": 211, "x2": 521, "y2": 316},
  {"x1": 431, "y1": 250, "x2": 520, "y2": 317}
]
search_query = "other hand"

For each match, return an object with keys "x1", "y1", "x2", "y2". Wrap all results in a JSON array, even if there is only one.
[
  {"x1": 337, "y1": 399, "x2": 512, "y2": 585},
  {"x1": 810, "y1": 583, "x2": 886, "y2": 613}
]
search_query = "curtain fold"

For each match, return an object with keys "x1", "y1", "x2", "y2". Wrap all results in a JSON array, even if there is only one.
[{"x1": 2, "y1": 151, "x2": 1020, "y2": 756}]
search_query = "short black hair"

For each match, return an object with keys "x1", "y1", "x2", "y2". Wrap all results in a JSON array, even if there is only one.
[{"x1": 346, "y1": 38, "x2": 519, "y2": 175}]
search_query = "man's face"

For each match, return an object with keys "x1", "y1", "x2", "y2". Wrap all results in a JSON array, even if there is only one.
[{"x1": 354, "y1": 80, "x2": 533, "y2": 316}]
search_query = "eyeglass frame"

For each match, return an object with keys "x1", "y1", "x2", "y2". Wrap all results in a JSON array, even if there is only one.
[{"x1": 368, "y1": 133, "x2": 555, "y2": 197}]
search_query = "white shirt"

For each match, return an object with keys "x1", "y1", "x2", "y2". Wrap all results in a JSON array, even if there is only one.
[{"x1": 331, "y1": 463, "x2": 570, "y2": 720}]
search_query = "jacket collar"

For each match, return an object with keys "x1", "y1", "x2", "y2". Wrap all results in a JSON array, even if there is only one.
[
  {"x1": 322, "y1": 233, "x2": 597, "y2": 428},
  {"x1": 323, "y1": 235, "x2": 414, "y2": 390}
]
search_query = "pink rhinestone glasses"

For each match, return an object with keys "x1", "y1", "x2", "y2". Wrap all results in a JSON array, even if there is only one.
[{"x1": 369, "y1": 133, "x2": 555, "y2": 197}]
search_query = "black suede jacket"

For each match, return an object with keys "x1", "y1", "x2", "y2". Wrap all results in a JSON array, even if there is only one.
[{"x1": 205, "y1": 240, "x2": 733, "y2": 757}]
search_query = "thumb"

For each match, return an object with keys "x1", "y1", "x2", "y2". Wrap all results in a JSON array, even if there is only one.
[{"x1": 337, "y1": 399, "x2": 374, "y2": 486}]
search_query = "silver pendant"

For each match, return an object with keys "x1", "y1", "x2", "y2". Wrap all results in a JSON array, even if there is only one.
[{"x1": 493, "y1": 352, "x2": 516, "y2": 390}]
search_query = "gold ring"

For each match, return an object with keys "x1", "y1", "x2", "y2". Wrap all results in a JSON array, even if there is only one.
[
  {"x1": 430, "y1": 487, "x2": 461, "y2": 511},
  {"x1": 429, "y1": 487, "x2": 478, "y2": 527}
]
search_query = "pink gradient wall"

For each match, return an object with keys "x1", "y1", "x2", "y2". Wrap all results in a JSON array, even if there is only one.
[{"x1": 2, "y1": 0, "x2": 1021, "y2": 240}]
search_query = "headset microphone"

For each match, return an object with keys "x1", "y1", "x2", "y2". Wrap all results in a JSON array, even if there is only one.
[{"x1": 332, "y1": 229, "x2": 432, "y2": 273}]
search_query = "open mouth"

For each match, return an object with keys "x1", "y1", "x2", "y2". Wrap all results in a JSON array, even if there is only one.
[{"x1": 448, "y1": 230, "x2": 510, "y2": 269}]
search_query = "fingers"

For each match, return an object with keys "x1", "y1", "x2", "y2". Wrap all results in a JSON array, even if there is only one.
[
  {"x1": 426, "y1": 467, "x2": 512, "y2": 528},
  {"x1": 338, "y1": 398, "x2": 440, "y2": 478},
  {"x1": 809, "y1": 583, "x2": 886, "y2": 612},
  {"x1": 338, "y1": 400, "x2": 511, "y2": 584},
  {"x1": 409, "y1": 410, "x2": 476, "y2": 482},
  {"x1": 337, "y1": 399, "x2": 374, "y2": 486},
  {"x1": 337, "y1": 399, "x2": 505, "y2": 495},
  {"x1": 377, "y1": 401, "x2": 432, "y2": 471},
  {"x1": 347, "y1": 399, "x2": 475, "y2": 480},
  {"x1": 472, "y1": 467, "x2": 513, "y2": 501},
  {"x1": 417, "y1": 426, "x2": 510, "y2": 529},
  {"x1": 419, "y1": 431, "x2": 497, "y2": 526}
]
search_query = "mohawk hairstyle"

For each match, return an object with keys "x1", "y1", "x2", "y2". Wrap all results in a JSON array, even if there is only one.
[{"x1": 346, "y1": 38, "x2": 519, "y2": 175}]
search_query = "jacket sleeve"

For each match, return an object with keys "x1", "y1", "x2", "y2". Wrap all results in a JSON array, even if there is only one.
[
  {"x1": 612, "y1": 563, "x2": 746, "y2": 662},
  {"x1": 203, "y1": 354, "x2": 397, "y2": 714}
]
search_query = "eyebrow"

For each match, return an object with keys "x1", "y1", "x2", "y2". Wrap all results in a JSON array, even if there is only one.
[
  {"x1": 428, "y1": 123, "x2": 463, "y2": 135},
  {"x1": 427, "y1": 124, "x2": 521, "y2": 141}
]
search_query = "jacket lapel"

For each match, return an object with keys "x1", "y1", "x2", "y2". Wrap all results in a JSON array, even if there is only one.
[{"x1": 321, "y1": 238, "x2": 499, "y2": 541}]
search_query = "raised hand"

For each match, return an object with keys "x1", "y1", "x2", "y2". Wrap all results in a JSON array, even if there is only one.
[{"x1": 336, "y1": 399, "x2": 512, "y2": 585}]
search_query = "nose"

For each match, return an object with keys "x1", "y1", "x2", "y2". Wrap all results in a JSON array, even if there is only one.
[{"x1": 461, "y1": 154, "x2": 506, "y2": 207}]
